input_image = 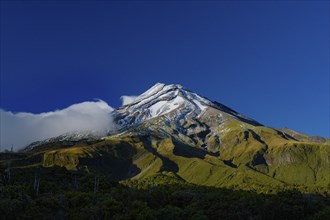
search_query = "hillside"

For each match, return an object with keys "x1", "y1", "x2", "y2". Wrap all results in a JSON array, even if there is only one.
[{"x1": 1, "y1": 83, "x2": 329, "y2": 193}]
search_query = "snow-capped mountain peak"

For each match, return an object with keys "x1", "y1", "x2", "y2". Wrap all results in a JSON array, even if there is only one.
[
  {"x1": 115, "y1": 83, "x2": 214, "y2": 126},
  {"x1": 114, "y1": 83, "x2": 261, "y2": 131},
  {"x1": 123, "y1": 83, "x2": 184, "y2": 107}
]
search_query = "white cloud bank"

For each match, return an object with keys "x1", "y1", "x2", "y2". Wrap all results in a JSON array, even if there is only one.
[
  {"x1": 0, "y1": 100, "x2": 115, "y2": 151},
  {"x1": 121, "y1": 96, "x2": 138, "y2": 106}
]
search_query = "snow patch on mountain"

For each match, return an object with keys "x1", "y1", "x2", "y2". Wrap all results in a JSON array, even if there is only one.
[{"x1": 149, "y1": 96, "x2": 185, "y2": 117}]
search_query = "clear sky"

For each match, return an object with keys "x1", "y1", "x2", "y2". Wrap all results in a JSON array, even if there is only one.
[{"x1": 1, "y1": 1, "x2": 329, "y2": 137}]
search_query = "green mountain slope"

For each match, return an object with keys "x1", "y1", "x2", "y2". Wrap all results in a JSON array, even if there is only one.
[
  {"x1": 1, "y1": 83, "x2": 329, "y2": 193},
  {"x1": 2, "y1": 125, "x2": 328, "y2": 192}
]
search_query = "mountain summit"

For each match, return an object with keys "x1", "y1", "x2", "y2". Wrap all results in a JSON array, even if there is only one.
[
  {"x1": 113, "y1": 83, "x2": 264, "y2": 152},
  {"x1": 115, "y1": 83, "x2": 260, "y2": 129},
  {"x1": 3, "y1": 83, "x2": 330, "y2": 191}
]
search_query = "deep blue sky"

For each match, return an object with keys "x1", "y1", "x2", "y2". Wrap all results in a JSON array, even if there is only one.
[{"x1": 1, "y1": 1, "x2": 329, "y2": 137}]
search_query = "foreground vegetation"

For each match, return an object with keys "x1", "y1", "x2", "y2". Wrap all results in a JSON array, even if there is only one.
[{"x1": 0, "y1": 167, "x2": 329, "y2": 220}]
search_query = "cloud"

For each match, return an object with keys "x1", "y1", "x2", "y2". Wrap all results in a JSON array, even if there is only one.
[
  {"x1": 0, "y1": 100, "x2": 116, "y2": 151},
  {"x1": 121, "y1": 96, "x2": 138, "y2": 106}
]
